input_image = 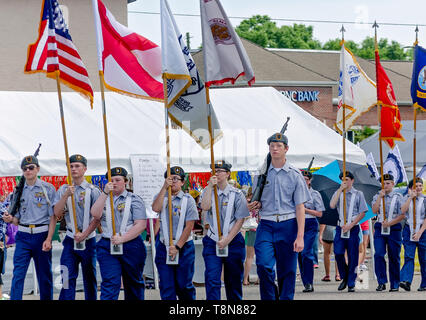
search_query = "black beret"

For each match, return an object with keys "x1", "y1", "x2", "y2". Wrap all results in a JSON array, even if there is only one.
[
  {"x1": 339, "y1": 171, "x2": 354, "y2": 180},
  {"x1": 106, "y1": 167, "x2": 128, "y2": 179},
  {"x1": 383, "y1": 173, "x2": 394, "y2": 181},
  {"x1": 302, "y1": 170, "x2": 313, "y2": 179},
  {"x1": 21, "y1": 155, "x2": 39, "y2": 169},
  {"x1": 210, "y1": 160, "x2": 232, "y2": 172},
  {"x1": 267, "y1": 132, "x2": 288, "y2": 145},
  {"x1": 69, "y1": 154, "x2": 87, "y2": 166},
  {"x1": 408, "y1": 177, "x2": 423, "y2": 189},
  {"x1": 164, "y1": 166, "x2": 185, "y2": 180}
]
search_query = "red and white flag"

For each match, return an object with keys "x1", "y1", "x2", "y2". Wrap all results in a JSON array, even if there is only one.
[
  {"x1": 200, "y1": 0, "x2": 255, "y2": 87},
  {"x1": 25, "y1": 0, "x2": 94, "y2": 107},
  {"x1": 92, "y1": 0, "x2": 164, "y2": 101}
]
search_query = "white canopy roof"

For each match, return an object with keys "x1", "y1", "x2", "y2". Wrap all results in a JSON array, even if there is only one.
[{"x1": 0, "y1": 87, "x2": 365, "y2": 176}]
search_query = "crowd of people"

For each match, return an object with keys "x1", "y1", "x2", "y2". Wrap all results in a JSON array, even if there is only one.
[{"x1": 0, "y1": 131, "x2": 426, "y2": 301}]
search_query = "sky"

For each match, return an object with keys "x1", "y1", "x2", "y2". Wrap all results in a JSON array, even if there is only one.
[{"x1": 128, "y1": 0, "x2": 426, "y2": 51}]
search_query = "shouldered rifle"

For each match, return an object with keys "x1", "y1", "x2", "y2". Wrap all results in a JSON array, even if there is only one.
[
  {"x1": 250, "y1": 117, "x2": 290, "y2": 203},
  {"x1": 8, "y1": 144, "x2": 42, "y2": 216},
  {"x1": 307, "y1": 157, "x2": 314, "y2": 171}
]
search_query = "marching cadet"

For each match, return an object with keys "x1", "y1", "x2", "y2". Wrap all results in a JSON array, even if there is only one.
[
  {"x1": 91, "y1": 167, "x2": 147, "y2": 300},
  {"x1": 248, "y1": 133, "x2": 310, "y2": 300},
  {"x1": 2, "y1": 156, "x2": 57, "y2": 300},
  {"x1": 371, "y1": 173, "x2": 405, "y2": 292},
  {"x1": 399, "y1": 177, "x2": 426, "y2": 292},
  {"x1": 200, "y1": 160, "x2": 249, "y2": 300},
  {"x1": 298, "y1": 170, "x2": 324, "y2": 293},
  {"x1": 330, "y1": 171, "x2": 368, "y2": 293},
  {"x1": 152, "y1": 166, "x2": 198, "y2": 300},
  {"x1": 53, "y1": 154, "x2": 101, "y2": 300}
]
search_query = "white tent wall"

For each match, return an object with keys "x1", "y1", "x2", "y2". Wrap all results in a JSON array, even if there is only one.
[{"x1": 0, "y1": 87, "x2": 366, "y2": 176}]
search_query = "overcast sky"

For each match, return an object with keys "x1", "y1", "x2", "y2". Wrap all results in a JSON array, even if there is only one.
[{"x1": 128, "y1": 0, "x2": 426, "y2": 51}]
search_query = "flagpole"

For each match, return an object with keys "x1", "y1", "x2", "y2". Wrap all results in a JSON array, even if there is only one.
[
  {"x1": 340, "y1": 25, "x2": 347, "y2": 226},
  {"x1": 98, "y1": 71, "x2": 117, "y2": 237},
  {"x1": 413, "y1": 26, "x2": 419, "y2": 231},
  {"x1": 373, "y1": 21, "x2": 387, "y2": 222},
  {"x1": 206, "y1": 87, "x2": 222, "y2": 240},
  {"x1": 162, "y1": 74, "x2": 174, "y2": 248},
  {"x1": 55, "y1": 72, "x2": 79, "y2": 234}
]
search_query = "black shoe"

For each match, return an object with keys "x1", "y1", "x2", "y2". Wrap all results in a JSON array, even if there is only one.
[
  {"x1": 348, "y1": 286, "x2": 355, "y2": 292},
  {"x1": 303, "y1": 284, "x2": 314, "y2": 292},
  {"x1": 389, "y1": 288, "x2": 399, "y2": 292},
  {"x1": 418, "y1": 287, "x2": 426, "y2": 291},
  {"x1": 338, "y1": 279, "x2": 348, "y2": 291},
  {"x1": 399, "y1": 281, "x2": 411, "y2": 291},
  {"x1": 376, "y1": 284, "x2": 386, "y2": 291}
]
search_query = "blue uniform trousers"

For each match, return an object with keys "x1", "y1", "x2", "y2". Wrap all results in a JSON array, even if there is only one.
[
  {"x1": 11, "y1": 231, "x2": 53, "y2": 300},
  {"x1": 255, "y1": 218, "x2": 298, "y2": 300},
  {"x1": 298, "y1": 218, "x2": 319, "y2": 286},
  {"x1": 400, "y1": 225, "x2": 426, "y2": 288},
  {"x1": 202, "y1": 233, "x2": 245, "y2": 300},
  {"x1": 155, "y1": 236, "x2": 196, "y2": 300},
  {"x1": 334, "y1": 225, "x2": 360, "y2": 288},
  {"x1": 96, "y1": 236, "x2": 146, "y2": 300},
  {"x1": 59, "y1": 235, "x2": 97, "y2": 300},
  {"x1": 373, "y1": 222, "x2": 402, "y2": 289}
]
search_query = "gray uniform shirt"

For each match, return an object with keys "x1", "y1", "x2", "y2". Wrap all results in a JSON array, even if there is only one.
[
  {"x1": 258, "y1": 162, "x2": 311, "y2": 217},
  {"x1": 305, "y1": 187, "x2": 325, "y2": 218},
  {"x1": 402, "y1": 194, "x2": 426, "y2": 223},
  {"x1": 15, "y1": 179, "x2": 56, "y2": 225},
  {"x1": 372, "y1": 191, "x2": 403, "y2": 220},
  {"x1": 332, "y1": 187, "x2": 368, "y2": 224},
  {"x1": 201, "y1": 184, "x2": 249, "y2": 235},
  {"x1": 153, "y1": 190, "x2": 199, "y2": 241},
  {"x1": 53, "y1": 181, "x2": 101, "y2": 231},
  {"x1": 100, "y1": 190, "x2": 147, "y2": 238}
]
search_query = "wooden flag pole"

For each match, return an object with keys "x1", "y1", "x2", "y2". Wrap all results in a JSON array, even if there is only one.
[
  {"x1": 413, "y1": 26, "x2": 419, "y2": 232},
  {"x1": 340, "y1": 25, "x2": 347, "y2": 226},
  {"x1": 162, "y1": 74, "x2": 174, "y2": 248},
  {"x1": 55, "y1": 73, "x2": 79, "y2": 234},
  {"x1": 206, "y1": 87, "x2": 222, "y2": 240},
  {"x1": 99, "y1": 71, "x2": 116, "y2": 237},
  {"x1": 373, "y1": 21, "x2": 387, "y2": 222}
]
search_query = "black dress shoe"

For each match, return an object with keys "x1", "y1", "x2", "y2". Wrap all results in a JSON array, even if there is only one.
[
  {"x1": 399, "y1": 281, "x2": 411, "y2": 291},
  {"x1": 389, "y1": 288, "x2": 399, "y2": 292},
  {"x1": 348, "y1": 286, "x2": 355, "y2": 292},
  {"x1": 376, "y1": 284, "x2": 386, "y2": 291},
  {"x1": 303, "y1": 284, "x2": 314, "y2": 292},
  {"x1": 418, "y1": 287, "x2": 426, "y2": 291},
  {"x1": 338, "y1": 279, "x2": 348, "y2": 291}
]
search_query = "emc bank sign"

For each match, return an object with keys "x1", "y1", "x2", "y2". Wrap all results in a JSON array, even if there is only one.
[{"x1": 280, "y1": 90, "x2": 319, "y2": 102}]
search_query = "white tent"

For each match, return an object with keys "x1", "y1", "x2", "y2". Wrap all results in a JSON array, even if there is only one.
[{"x1": 0, "y1": 87, "x2": 365, "y2": 176}]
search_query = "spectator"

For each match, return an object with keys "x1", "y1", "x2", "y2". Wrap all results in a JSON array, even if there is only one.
[
  {"x1": 0, "y1": 203, "x2": 9, "y2": 300},
  {"x1": 242, "y1": 189, "x2": 258, "y2": 286},
  {"x1": 319, "y1": 224, "x2": 341, "y2": 282},
  {"x1": 358, "y1": 220, "x2": 370, "y2": 271}
]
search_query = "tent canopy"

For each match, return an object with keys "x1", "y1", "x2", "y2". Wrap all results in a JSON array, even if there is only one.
[
  {"x1": 360, "y1": 120, "x2": 426, "y2": 168},
  {"x1": 0, "y1": 87, "x2": 366, "y2": 176}
]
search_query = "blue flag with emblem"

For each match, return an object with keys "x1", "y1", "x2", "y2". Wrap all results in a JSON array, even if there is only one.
[{"x1": 410, "y1": 45, "x2": 426, "y2": 111}]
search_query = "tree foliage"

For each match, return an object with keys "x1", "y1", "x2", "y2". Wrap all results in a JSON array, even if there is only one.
[{"x1": 235, "y1": 15, "x2": 412, "y2": 60}]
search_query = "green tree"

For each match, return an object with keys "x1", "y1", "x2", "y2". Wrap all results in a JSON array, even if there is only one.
[{"x1": 353, "y1": 126, "x2": 378, "y2": 144}]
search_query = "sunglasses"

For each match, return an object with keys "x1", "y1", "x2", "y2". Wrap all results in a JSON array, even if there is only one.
[
  {"x1": 23, "y1": 165, "x2": 36, "y2": 171},
  {"x1": 213, "y1": 169, "x2": 228, "y2": 174}
]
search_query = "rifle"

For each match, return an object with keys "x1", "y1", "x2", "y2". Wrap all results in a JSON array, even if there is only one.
[
  {"x1": 307, "y1": 157, "x2": 314, "y2": 172},
  {"x1": 250, "y1": 117, "x2": 290, "y2": 203},
  {"x1": 8, "y1": 144, "x2": 42, "y2": 216}
]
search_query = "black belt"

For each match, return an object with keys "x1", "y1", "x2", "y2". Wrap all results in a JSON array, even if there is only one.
[{"x1": 19, "y1": 223, "x2": 48, "y2": 228}]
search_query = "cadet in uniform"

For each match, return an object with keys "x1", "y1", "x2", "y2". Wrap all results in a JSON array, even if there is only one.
[
  {"x1": 200, "y1": 160, "x2": 249, "y2": 300},
  {"x1": 53, "y1": 154, "x2": 101, "y2": 300},
  {"x1": 298, "y1": 170, "x2": 324, "y2": 293},
  {"x1": 371, "y1": 173, "x2": 405, "y2": 292},
  {"x1": 399, "y1": 178, "x2": 426, "y2": 291},
  {"x1": 2, "y1": 156, "x2": 57, "y2": 300},
  {"x1": 248, "y1": 133, "x2": 310, "y2": 300},
  {"x1": 91, "y1": 167, "x2": 147, "y2": 300},
  {"x1": 330, "y1": 171, "x2": 368, "y2": 292},
  {"x1": 152, "y1": 166, "x2": 198, "y2": 300}
]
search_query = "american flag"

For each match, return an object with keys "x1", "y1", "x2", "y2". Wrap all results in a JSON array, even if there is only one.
[{"x1": 25, "y1": 0, "x2": 94, "y2": 107}]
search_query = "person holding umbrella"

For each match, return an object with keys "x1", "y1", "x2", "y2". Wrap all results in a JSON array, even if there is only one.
[
  {"x1": 371, "y1": 173, "x2": 405, "y2": 292},
  {"x1": 298, "y1": 170, "x2": 324, "y2": 293},
  {"x1": 330, "y1": 171, "x2": 368, "y2": 293},
  {"x1": 399, "y1": 177, "x2": 426, "y2": 292}
]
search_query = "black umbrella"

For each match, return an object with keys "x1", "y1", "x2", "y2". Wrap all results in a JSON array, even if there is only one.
[{"x1": 311, "y1": 160, "x2": 381, "y2": 226}]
